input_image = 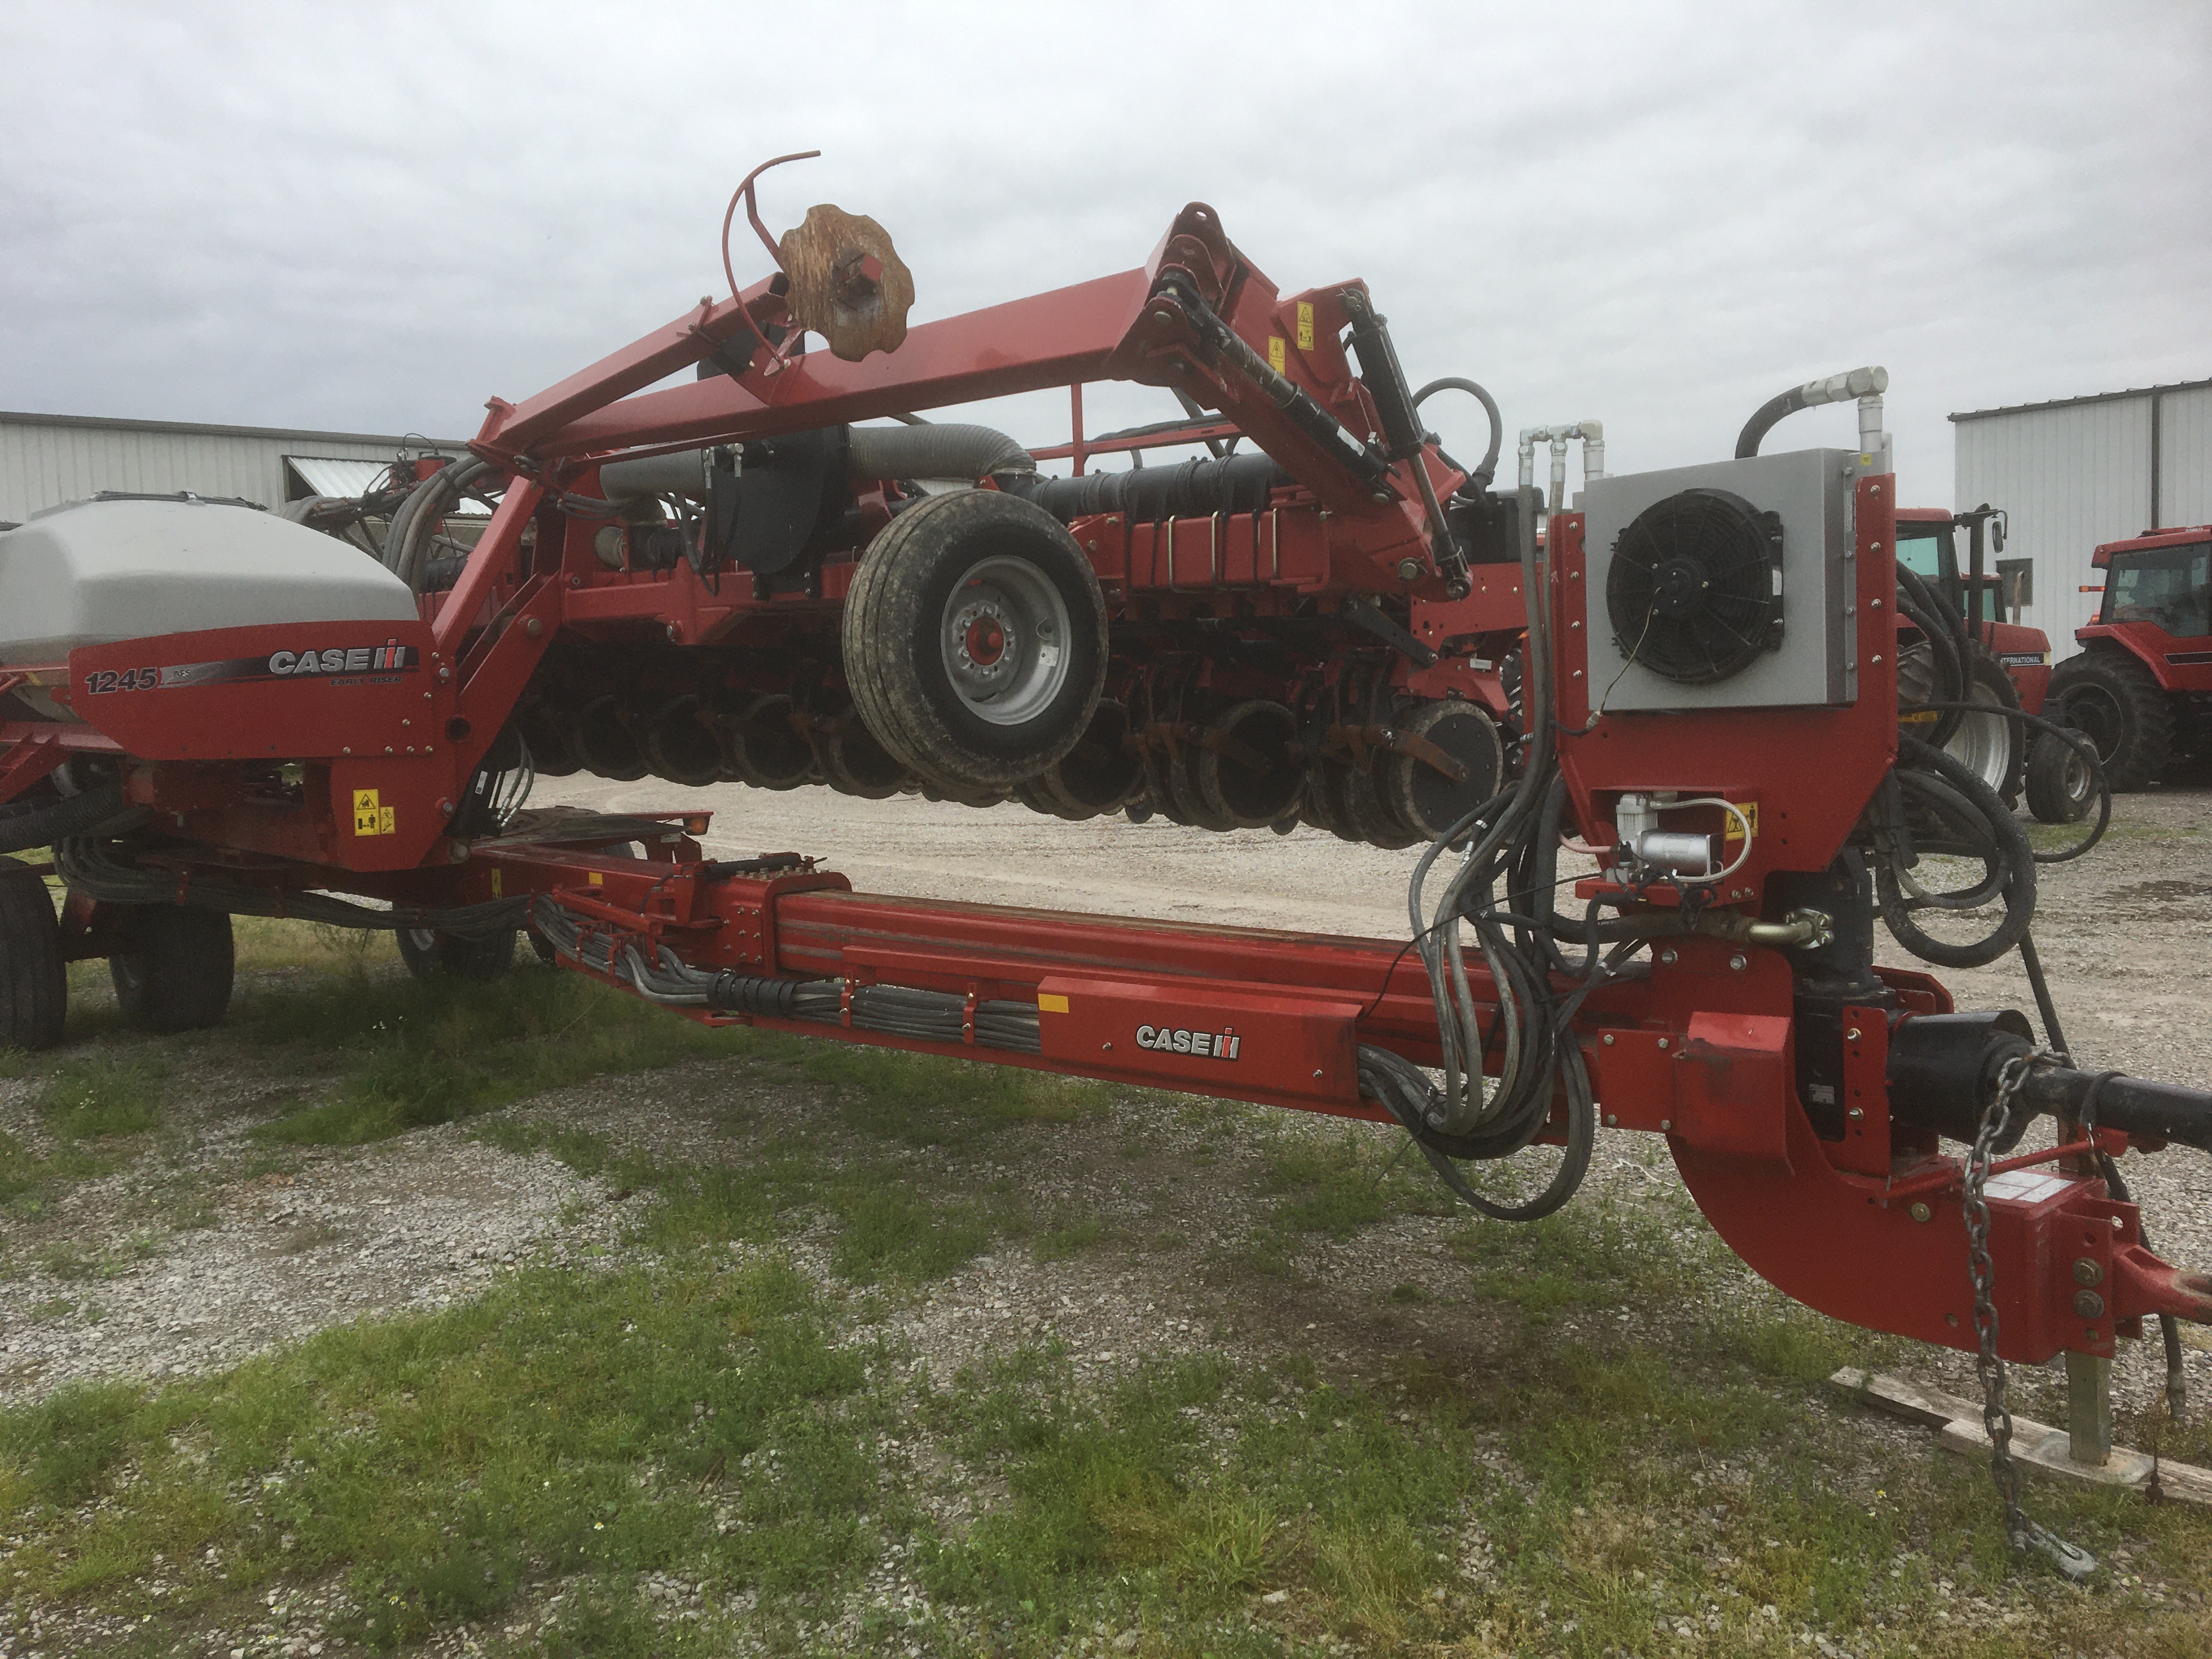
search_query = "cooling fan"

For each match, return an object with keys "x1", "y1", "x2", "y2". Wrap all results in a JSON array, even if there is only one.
[{"x1": 1604, "y1": 488, "x2": 1784, "y2": 685}]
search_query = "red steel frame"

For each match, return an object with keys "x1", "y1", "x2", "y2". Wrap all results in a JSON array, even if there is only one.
[{"x1": 9, "y1": 204, "x2": 2209, "y2": 1370}]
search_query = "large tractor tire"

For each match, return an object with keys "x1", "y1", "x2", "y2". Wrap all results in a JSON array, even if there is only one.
[
  {"x1": 110, "y1": 905, "x2": 234, "y2": 1032},
  {"x1": 1944, "y1": 652, "x2": 2025, "y2": 808},
  {"x1": 2046, "y1": 647, "x2": 2175, "y2": 791},
  {"x1": 0, "y1": 869, "x2": 66, "y2": 1051},
  {"x1": 842, "y1": 490, "x2": 1108, "y2": 795}
]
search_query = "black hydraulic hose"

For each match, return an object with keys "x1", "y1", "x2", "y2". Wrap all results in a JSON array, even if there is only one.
[
  {"x1": 1899, "y1": 701, "x2": 2112, "y2": 864},
  {"x1": 388, "y1": 458, "x2": 493, "y2": 592},
  {"x1": 1875, "y1": 735, "x2": 2036, "y2": 968},
  {"x1": 0, "y1": 782, "x2": 130, "y2": 853},
  {"x1": 1735, "y1": 386, "x2": 1814, "y2": 459},
  {"x1": 1413, "y1": 377, "x2": 1504, "y2": 488},
  {"x1": 1895, "y1": 565, "x2": 1969, "y2": 749}
]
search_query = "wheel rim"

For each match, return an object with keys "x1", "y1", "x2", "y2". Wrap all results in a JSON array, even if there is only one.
[
  {"x1": 939, "y1": 555, "x2": 1071, "y2": 727},
  {"x1": 2053, "y1": 742, "x2": 2092, "y2": 801},
  {"x1": 2064, "y1": 686, "x2": 2126, "y2": 764},
  {"x1": 1942, "y1": 682, "x2": 2011, "y2": 797}
]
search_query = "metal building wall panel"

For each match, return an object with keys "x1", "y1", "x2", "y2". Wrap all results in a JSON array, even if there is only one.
[
  {"x1": 1, "y1": 419, "x2": 417, "y2": 525},
  {"x1": 1956, "y1": 396, "x2": 2153, "y2": 642},
  {"x1": 2159, "y1": 385, "x2": 2212, "y2": 528}
]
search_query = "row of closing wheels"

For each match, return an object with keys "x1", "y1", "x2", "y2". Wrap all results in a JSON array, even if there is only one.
[{"x1": 518, "y1": 489, "x2": 1505, "y2": 843}]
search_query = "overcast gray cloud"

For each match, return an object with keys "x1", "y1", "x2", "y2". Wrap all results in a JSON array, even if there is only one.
[{"x1": 2, "y1": 0, "x2": 2205, "y2": 505}]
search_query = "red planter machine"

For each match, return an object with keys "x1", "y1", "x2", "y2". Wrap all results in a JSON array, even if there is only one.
[{"x1": 2, "y1": 171, "x2": 2205, "y2": 1553}]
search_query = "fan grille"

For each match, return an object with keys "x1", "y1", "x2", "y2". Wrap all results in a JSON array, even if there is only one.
[{"x1": 1605, "y1": 488, "x2": 1782, "y2": 685}]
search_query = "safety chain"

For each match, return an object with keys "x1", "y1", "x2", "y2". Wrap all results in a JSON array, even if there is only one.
[{"x1": 1965, "y1": 1048, "x2": 2097, "y2": 1581}]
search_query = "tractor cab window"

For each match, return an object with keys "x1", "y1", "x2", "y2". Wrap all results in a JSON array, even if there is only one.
[
  {"x1": 2102, "y1": 543, "x2": 2211, "y2": 639},
  {"x1": 1894, "y1": 524, "x2": 1954, "y2": 584}
]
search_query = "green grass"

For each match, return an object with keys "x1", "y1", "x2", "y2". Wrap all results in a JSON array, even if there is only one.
[
  {"x1": 241, "y1": 955, "x2": 1122, "y2": 1154},
  {"x1": 2025, "y1": 816, "x2": 2201, "y2": 850},
  {"x1": 244, "y1": 965, "x2": 735, "y2": 1146},
  {"x1": 0, "y1": 1254, "x2": 905, "y2": 1649},
  {"x1": 37, "y1": 1056, "x2": 167, "y2": 1138},
  {"x1": 2, "y1": 1166, "x2": 2207, "y2": 1655},
  {"x1": 3, "y1": 909, "x2": 2207, "y2": 1652},
  {"x1": 1257, "y1": 1124, "x2": 1454, "y2": 1240}
]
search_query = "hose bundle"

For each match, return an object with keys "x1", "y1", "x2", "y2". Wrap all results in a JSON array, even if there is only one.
[
  {"x1": 1878, "y1": 564, "x2": 2111, "y2": 969},
  {"x1": 1380, "y1": 487, "x2": 1610, "y2": 1222},
  {"x1": 528, "y1": 896, "x2": 1042, "y2": 1053}
]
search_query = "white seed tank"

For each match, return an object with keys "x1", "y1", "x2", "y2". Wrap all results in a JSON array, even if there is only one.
[{"x1": 0, "y1": 498, "x2": 418, "y2": 663}]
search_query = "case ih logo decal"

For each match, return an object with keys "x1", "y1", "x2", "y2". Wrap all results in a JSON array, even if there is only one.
[
  {"x1": 266, "y1": 642, "x2": 417, "y2": 678},
  {"x1": 88, "y1": 639, "x2": 420, "y2": 692},
  {"x1": 1135, "y1": 1023, "x2": 1243, "y2": 1060}
]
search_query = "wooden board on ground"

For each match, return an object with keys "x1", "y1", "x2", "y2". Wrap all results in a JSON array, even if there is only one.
[{"x1": 1829, "y1": 1368, "x2": 2212, "y2": 1507}]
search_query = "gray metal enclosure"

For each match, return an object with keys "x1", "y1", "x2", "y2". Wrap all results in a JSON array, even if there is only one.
[{"x1": 1953, "y1": 377, "x2": 2212, "y2": 642}]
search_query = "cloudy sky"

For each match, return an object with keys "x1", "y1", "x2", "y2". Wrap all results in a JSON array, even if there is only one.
[{"x1": 2, "y1": 1, "x2": 2205, "y2": 506}]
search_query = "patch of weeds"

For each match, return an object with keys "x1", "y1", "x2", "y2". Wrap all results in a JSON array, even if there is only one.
[
  {"x1": 0, "y1": 1255, "x2": 905, "y2": 1648},
  {"x1": 277, "y1": 1222, "x2": 344, "y2": 1255},
  {"x1": 1386, "y1": 1282, "x2": 1429, "y2": 1305},
  {"x1": 1446, "y1": 1195, "x2": 1688, "y2": 1316},
  {"x1": 1225, "y1": 1226, "x2": 1300, "y2": 1281},
  {"x1": 1260, "y1": 1125, "x2": 1447, "y2": 1238},
  {"x1": 36, "y1": 1242, "x2": 114, "y2": 1282},
  {"x1": 231, "y1": 916, "x2": 394, "y2": 975},
  {"x1": 0, "y1": 1127, "x2": 40, "y2": 1206},
  {"x1": 778, "y1": 1038, "x2": 1118, "y2": 1149},
  {"x1": 487, "y1": 1114, "x2": 1013, "y2": 1291},
  {"x1": 1032, "y1": 1217, "x2": 1107, "y2": 1262},
  {"x1": 833, "y1": 1186, "x2": 1000, "y2": 1285},
  {"x1": 30, "y1": 1296, "x2": 80, "y2": 1323},
  {"x1": 0, "y1": 1047, "x2": 40, "y2": 1080},
  {"x1": 1149, "y1": 1229, "x2": 1187, "y2": 1252},
  {"x1": 249, "y1": 969, "x2": 733, "y2": 1146},
  {"x1": 0, "y1": 1127, "x2": 120, "y2": 1218},
  {"x1": 40, "y1": 1057, "x2": 167, "y2": 1138}
]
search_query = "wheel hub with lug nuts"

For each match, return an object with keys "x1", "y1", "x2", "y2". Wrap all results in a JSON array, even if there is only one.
[{"x1": 938, "y1": 556, "x2": 1071, "y2": 726}]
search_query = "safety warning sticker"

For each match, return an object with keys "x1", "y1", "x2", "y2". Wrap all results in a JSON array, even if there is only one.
[{"x1": 352, "y1": 789, "x2": 396, "y2": 836}]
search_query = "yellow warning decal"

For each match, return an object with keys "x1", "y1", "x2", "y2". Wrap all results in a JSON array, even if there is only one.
[
  {"x1": 1037, "y1": 992, "x2": 1070, "y2": 1014},
  {"x1": 588, "y1": 870, "x2": 604, "y2": 887},
  {"x1": 1267, "y1": 336, "x2": 1286, "y2": 374},
  {"x1": 352, "y1": 788, "x2": 393, "y2": 837},
  {"x1": 490, "y1": 868, "x2": 503, "y2": 898},
  {"x1": 1295, "y1": 301, "x2": 1314, "y2": 351},
  {"x1": 1724, "y1": 801, "x2": 1759, "y2": 842}
]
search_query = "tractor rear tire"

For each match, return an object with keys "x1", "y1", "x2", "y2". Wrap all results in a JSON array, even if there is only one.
[
  {"x1": 111, "y1": 905, "x2": 234, "y2": 1033},
  {"x1": 397, "y1": 926, "x2": 517, "y2": 982},
  {"x1": 1944, "y1": 653, "x2": 2024, "y2": 808},
  {"x1": 2047, "y1": 648, "x2": 2175, "y2": 791},
  {"x1": 2023, "y1": 728, "x2": 2096, "y2": 824},
  {"x1": 843, "y1": 490, "x2": 1107, "y2": 794},
  {"x1": 0, "y1": 870, "x2": 66, "y2": 1051}
]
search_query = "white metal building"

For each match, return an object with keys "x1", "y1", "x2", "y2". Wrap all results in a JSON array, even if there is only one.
[
  {"x1": 1952, "y1": 376, "x2": 2212, "y2": 641},
  {"x1": 0, "y1": 410, "x2": 470, "y2": 528}
]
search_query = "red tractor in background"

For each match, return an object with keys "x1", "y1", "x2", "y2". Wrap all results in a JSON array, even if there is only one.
[
  {"x1": 1893, "y1": 504, "x2": 2051, "y2": 809},
  {"x1": 2045, "y1": 524, "x2": 2212, "y2": 797}
]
